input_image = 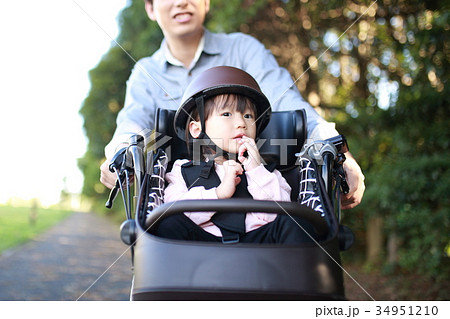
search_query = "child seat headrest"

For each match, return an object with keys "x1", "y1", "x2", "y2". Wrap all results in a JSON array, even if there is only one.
[{"x1": 155, "y1": 108, "x2": 306, "y2": 171}]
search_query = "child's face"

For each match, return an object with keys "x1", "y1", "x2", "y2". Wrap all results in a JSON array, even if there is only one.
[
  {"x1": 205, "y1": 105, "x2": 257, "y2": 154},
  {"x1": 189, "y1": 95, "x2": 257, "y2": 154}
]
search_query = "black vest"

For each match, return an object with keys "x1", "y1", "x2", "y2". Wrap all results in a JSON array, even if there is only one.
[
  {"x1": 180, "y1": 160, "x2": 276, "y2": 191},
  {"x1": 180, "y1": 161, "x2": 276, "y2": 242},
  {"x1": 181, "y1": 161, "x2": 251, "y2": 241},
  {"x1": 181, "y1": 161, "x2": 252, "y2": 198}
]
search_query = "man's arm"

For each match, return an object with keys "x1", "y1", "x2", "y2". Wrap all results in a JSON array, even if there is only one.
[
  {"x1": 101, "y1": 59, "x2": 159, "y2": 189},
  {"x1": 235, "y1": 33, "x2": 365, "y2": 208}
]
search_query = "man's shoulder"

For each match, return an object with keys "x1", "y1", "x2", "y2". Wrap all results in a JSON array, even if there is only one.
[
  {"x1": 204, "y1": 30, "x2": 263, "y2": 55},
  {"x1": 208, "y1": 30, "x2": 258, "y2": 42},
  {"x1": 128, "y1": 48, "x2": 166, "y2": 77}
]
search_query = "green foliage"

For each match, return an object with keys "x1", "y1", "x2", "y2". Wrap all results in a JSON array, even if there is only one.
[
  {"x1": 364, "y1": 152, "x2": 450, "y2": 278},
  {"x1": 79, "y1": 0, "x2": 450, "y2": 279},
  {"x1": 117, "y1": 0, "x2": 164, "y2": 59},
  {"x1": 79, "y1": 46, "x2": 133, "y2": 201},
  {"x1": 206, "y1": 0, "x2": 268, "y2": 32},
  {"x1": 0, "y1": 206, "x2": 72, "y2": 253}
]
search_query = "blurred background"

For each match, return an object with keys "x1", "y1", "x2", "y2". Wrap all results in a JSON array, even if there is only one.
[{"x1": 1, "y1": 0, "x2": 448, "y2": 300}]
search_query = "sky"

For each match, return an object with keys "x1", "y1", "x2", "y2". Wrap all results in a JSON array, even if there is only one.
[{"x1": 0, "y1": 0, "x2": 129, "y2": 206}]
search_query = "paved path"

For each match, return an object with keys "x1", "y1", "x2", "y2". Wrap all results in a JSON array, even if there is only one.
[{"x1": 0, "y1": 212, "x2": 132, "y2": 301}]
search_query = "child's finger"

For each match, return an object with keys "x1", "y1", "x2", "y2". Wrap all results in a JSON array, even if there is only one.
[
  {"x1": 224, "y1": 160, "x2": 243, "y2": 175},
  {"x1": 238, "y1": 137, "x2": 261, "y2": 170},
  {"x1": 238, "y1": 143, "x2": 248, "y2": 161}
]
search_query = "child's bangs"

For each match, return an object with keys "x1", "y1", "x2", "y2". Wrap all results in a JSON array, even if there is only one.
[{"x1": 209, "y1": 94, "x2": 256, "y2": 116}]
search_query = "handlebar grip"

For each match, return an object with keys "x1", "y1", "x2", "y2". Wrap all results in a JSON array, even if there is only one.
[
  {"x1": 109, "y1": 147, "x2": 128, "y2": 173},
  {"x1": 326, "y1": 135, "x2": 349, "y2": 153}
]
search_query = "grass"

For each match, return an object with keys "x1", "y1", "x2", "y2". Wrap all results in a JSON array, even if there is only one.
[{"x1": 0, "y1": 206, "x2": 73, "y2": 254}]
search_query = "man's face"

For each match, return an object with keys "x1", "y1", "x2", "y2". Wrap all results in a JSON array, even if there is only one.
[{"x1": 146, "y1": 0, "x2": 210, "y2": 39}]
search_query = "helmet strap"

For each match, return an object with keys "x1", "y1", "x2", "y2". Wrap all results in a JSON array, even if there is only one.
[{"x1": 195, "y1": 95, "x2": 206, "y2": 136}]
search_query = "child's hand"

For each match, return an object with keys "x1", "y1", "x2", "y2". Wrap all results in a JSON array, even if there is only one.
[
  {"x1": 216, "y1": 160, "x2": 243, "y2": 199},
  {"x1": 238, "y1": 135, "x2": 261, "y2": 171}
]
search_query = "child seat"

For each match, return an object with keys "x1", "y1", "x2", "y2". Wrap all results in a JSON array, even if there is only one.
[{"x1": 126, "y1": 108, "x2": 350, "y2": 300}]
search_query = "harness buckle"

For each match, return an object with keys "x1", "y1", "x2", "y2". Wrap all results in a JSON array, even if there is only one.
[{"x1": 221, "y1": 234, "x2": 240, "y2": 244}]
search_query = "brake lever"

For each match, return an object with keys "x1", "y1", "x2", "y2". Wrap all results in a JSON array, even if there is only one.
[
  {"x1": 335, "y1": 153, "x2": 349, "y2": 194},
  {"x1": 105, "y1": 146, "x2": 128, "y2": 209},
  {"x1": 338, "y1": 167, "x2": 350, "y2": 194},
  {"x1": 105, "y1": 184, "x2": 119, "y2": 209},
  {"x1": 105, "y1": 171, "x2": 126, "y2": 208}
]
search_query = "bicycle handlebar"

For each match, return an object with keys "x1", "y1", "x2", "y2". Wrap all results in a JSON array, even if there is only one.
[
  {"x1": 105, "y1": 135, "x2": 145, "y2": 213},
  {"x1": 145, "y1": 199, "x2": 329, "y2": 236},
  {"x1": 106, "y1": 134, "x2": 350, "y2": 234}
]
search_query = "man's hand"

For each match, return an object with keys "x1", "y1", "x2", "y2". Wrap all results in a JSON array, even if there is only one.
[
  {"x1": 216, "y1": 160, "x2": 243, "y2": 199},
  {"x1": 100, "y1": 159, "x2": 117, "y2": 189},
  {"x1": 341, "y1": 152, "x2": 365, "y2": 209}
]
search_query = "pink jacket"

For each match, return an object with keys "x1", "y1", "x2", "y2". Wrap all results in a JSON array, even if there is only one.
[{"x1": 164, "y1": 159, "x2": 292, "y2": 237}]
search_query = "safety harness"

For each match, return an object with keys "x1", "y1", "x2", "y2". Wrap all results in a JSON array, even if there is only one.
[
  {"x1": 181, "y1": 160, "x2": 250, "y2": 244},
  {"x1": 181, "y1": 160, "x2": 276, "y2": 243}
]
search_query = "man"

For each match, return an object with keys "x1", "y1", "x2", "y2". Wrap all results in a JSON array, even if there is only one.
[{"x1": 100, "y1": 0, "x2": 365, "y2": 209}]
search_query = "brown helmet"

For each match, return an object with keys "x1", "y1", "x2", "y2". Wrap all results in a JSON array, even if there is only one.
[{"x1": 174, "y1": 66, "x2": 271, "y2": 140}]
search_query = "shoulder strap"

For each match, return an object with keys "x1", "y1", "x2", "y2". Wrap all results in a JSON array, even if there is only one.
[{"x1": 181, "y1": 161, "x2": 221, "y2": 190}]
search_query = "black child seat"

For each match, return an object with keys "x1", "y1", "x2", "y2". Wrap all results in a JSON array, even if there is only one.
[{"x1": 129, "y1": 108, "x2": 349, "y2": 300}]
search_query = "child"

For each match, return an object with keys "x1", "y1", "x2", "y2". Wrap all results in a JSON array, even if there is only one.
[{"x1": 154, "y1": 66, "x2": 320, "y2": 244}]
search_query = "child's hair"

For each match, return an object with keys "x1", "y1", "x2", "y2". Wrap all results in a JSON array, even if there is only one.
[
  {"x1": 187, "y1": 94, "x2": 255, "y2": 135},
  {"x1": 186, "y1": 93, "x2": 256, "y2": 159}
]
